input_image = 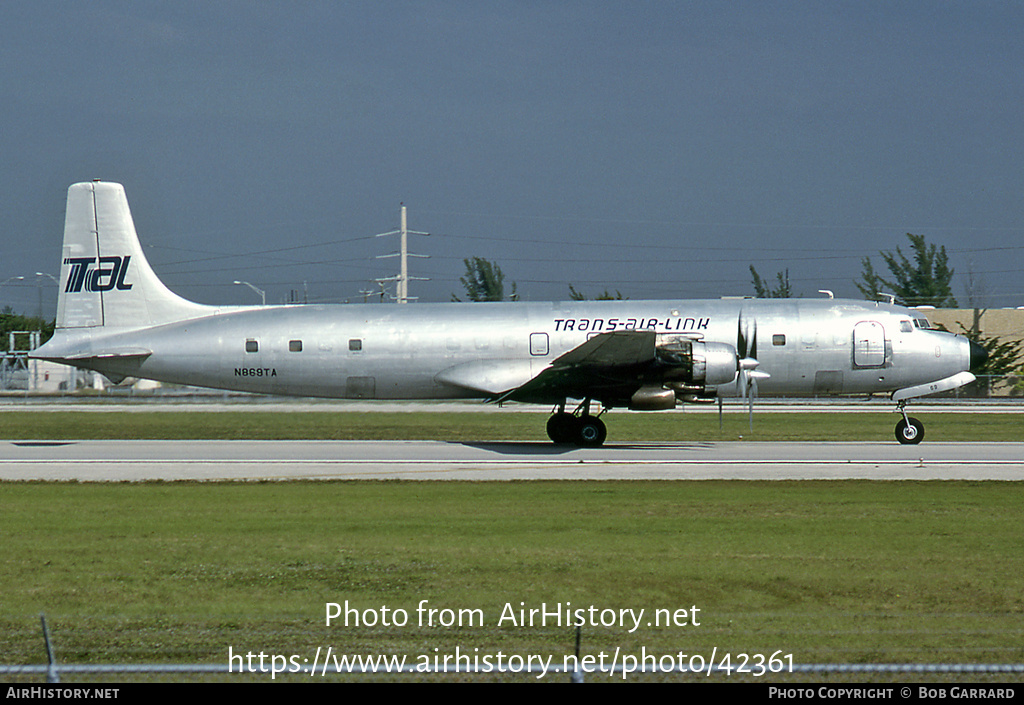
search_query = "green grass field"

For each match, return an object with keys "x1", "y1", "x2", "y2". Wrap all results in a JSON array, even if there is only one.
[
  {"x1": 2, "y1": 410, "x2": 1023, "y2": 682},
  {"x1": 3, "y1": 481, "x2": 1023, "y2": 680},
  {"x1": 0, "y1": 409, "x2": 1021, "y2": 441}
]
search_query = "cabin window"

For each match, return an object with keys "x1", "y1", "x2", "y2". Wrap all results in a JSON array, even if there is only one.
[
  {"x1": 245, "y1": 339, "x2": 259, "y2": 353},
  {"x1": 289, "y1": 340, "x2": 303, "y2": 352},
  {"x1": 349, "y1": 339, "x2": 362, "y2": 352},
  {"x1": 530, "y1": 332, "x2": 549, "y2": 356},
  {"x1": 772, "y1": 334, "x2": 786, "y2": 346}
]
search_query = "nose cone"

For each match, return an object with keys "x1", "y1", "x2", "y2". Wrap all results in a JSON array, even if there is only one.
[{"x1": 969, "y1": 339, "x2": 988, "y2": 373}]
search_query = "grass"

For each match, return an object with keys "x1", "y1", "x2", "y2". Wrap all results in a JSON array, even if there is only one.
[
  {"x1": 0, "y1": 410, "x2": 1022, "y2": 441},
  {"x1": 2, "y1": 481, "x2": 1023, "y2": 679}
]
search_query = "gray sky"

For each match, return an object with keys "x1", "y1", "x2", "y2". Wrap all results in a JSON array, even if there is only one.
[{"x1": 2, "y1": 1, "x2": 1022, "y2": 315}]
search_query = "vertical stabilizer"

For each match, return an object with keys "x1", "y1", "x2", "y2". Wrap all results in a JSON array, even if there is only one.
[{"x1": 56, "y1": 181, "x2": 211, "y2": 330}]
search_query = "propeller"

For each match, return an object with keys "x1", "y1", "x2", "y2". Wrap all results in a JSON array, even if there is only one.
[
  {"x1": 736, "y1": 313, "x2": 770, "y2": 431},
  {"x1": 735, "y1": 313, "x2": 758, "y2": 396}
]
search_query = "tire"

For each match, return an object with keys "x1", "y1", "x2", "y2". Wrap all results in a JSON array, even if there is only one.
[
  {"x1": 576, "y1": 415, "x2": 607, "y2": 447},
  {"x1": 546, "y1": 413, "x2": 579, "y2": 444},
  {"x1": 895, "y1": 417, "x2": 925, "y2": 445}
]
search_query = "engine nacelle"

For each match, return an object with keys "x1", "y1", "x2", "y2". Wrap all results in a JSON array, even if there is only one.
[
  {"x1": 625, "y1": 338, "x2": 741, "y2": 410},
  {"x1": 629, "y1": 385, "x2": 677, "y2": 411},
  {"x1": 695, "y1": 341, "x2": 741, "y2": 386},
  {"x1": 655, "y1": 337, "x2": 739, "y2": 388}
]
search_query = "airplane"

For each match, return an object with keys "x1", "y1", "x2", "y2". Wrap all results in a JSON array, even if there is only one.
[{"x1": 31, "y1": 181, "x2": 987, "y2": 446}]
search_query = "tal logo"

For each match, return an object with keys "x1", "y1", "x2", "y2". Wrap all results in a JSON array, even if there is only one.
[{"x1": 63, "y1": 256, "x2": 133, "y2": 293}]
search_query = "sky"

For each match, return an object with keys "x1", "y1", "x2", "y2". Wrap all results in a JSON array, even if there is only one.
[{"x1": 2, "y1": 1, "x2": 1023, "y2": 316}]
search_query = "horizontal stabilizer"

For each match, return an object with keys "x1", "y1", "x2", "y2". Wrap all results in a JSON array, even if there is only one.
[
  {"x1": 61, "y1": 348, "x2": 153, "y2": 361},
  {"x1": 31, "y1": 346, "x2": 152, "y2": 364}
]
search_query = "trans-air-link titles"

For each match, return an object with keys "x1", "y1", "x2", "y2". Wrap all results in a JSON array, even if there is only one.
[
  {"x1": 553, "y1": 317, "x2": 710, "y2": 332},
  {"x1": 497, "y1": 602, "x2": 700, "y2": 634}
]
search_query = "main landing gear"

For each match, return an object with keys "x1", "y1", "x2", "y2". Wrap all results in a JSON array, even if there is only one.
[
  {"x1": 546, "y1": 399, "x2": 608, "y2": 447},
  {"x1": 894, "y1": 401, "x2": 925, "y2": 445}
]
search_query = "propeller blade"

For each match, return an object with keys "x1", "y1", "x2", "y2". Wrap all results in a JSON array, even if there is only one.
[
  {"x1": 737, "y1": 314, "x2": 748, "y2": 359},
  {"x1": 743, "y1": 367, "x2": 769, "y2": 432},
  {"x1": 737, "y1": 312, "x2": 757, "y2": 364}
]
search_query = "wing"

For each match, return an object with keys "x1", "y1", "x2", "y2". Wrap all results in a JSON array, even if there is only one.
[
  {"x1": 433, "y1": 331, "x2": 658, "y2": 403},
  {"x1": 436, "y1": 330, "x2": 734, "y2": 408},
  {"x1": 499, "y1": 330, "x2": 659, "y2": 405}
]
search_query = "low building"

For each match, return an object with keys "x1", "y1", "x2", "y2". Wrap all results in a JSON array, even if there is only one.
[{"x1": 925, "y1": 308, "x2": 1024, "y2": 396}]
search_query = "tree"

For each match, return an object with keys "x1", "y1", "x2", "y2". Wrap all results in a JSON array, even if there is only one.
[
  {"x1": 855, "y1": 258, "x2": 887, "y2": 303},
  {"x1": 749, "y1": 266, "x2": 793, "y2": 298},
  {"x1": 452, "y1": 257, "x2": 518, "y2": 302},
  {"x1": 568, "y1": 285, "x2": 626, "y2": 301},
  {"x1": 1, "y1": 309, "x2": 54, "y2": 352},
  {"x1": 955, "y1": 322, "x2": 1024, "y2": 397},
  {"x1": 856, "y1": 233, "x2": 957, "y2": 307}
]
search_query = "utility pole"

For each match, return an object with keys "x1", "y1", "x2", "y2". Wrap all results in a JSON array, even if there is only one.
[{"x1": 375, "y1": 204, "x2": 429, "y2": 303}]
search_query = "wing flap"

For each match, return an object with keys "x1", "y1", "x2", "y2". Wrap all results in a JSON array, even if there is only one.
[{"x1": 434, "y1": 359, "x2": 537, "y2": 396}]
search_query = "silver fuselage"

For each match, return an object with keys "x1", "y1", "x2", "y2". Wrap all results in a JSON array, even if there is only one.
[{"x1": 46, "y1": 297, "x2": 971, "y2": 403}]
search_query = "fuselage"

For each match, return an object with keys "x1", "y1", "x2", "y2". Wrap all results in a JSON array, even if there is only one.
[{"x1": 43, "y1": 297, "x2": 972, "y2": 403}]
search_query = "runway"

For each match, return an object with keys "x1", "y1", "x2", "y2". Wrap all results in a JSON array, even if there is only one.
[{"x1": 2, "y1": 440, "x2": 1022, "y2": 481}]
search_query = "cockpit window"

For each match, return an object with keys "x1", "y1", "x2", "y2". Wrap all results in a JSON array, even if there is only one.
[
  {"x1": 900, "y1": 320, "x2": 914, "y2": 333},
  {"x1": 911, "y1": 318, "x2": 931, "y2": 329}
]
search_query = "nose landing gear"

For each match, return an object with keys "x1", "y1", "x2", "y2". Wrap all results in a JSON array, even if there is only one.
[{"x1": 895, "y1": 401, "x2": 925, "y2": 445}]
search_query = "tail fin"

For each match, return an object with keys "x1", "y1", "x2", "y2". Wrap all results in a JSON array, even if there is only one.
[{"x1": 56, "y1": 181, "x2": 211, "y2": 330}]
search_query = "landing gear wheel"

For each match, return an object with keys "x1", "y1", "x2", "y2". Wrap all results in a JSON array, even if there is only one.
[
  {"x1": 895, "y1": 417, "x2": 925, "y2": 445},
  {"x1": 576, "y1": 415, "x2": 607, "y2": 447},
  {"x1": 546, "y1": 413, "x2": 579, "y2": 444}
]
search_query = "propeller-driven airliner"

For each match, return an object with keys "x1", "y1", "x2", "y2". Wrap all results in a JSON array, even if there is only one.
[{"x1": 31, "y1": 182, "x2": 986, "y2": 445}]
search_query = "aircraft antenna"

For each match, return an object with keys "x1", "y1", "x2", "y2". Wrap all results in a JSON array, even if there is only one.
[{"x1": 375, "y1": 204, "x2": 429, "y2": 303}]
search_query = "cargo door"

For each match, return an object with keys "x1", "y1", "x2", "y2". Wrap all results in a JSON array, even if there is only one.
[{"x1": 853, "y1": 321, "x2": 886, "y2": 368}]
